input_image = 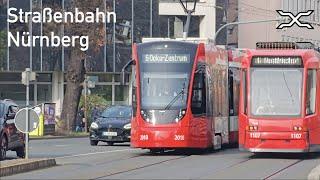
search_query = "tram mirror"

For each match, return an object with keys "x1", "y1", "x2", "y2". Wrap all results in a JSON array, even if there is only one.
[
  {"x1": 120, "y1": 60, "x2": 135, "y2": 85},
  {"x1": 120, "y1": 71, "x2": 125, "y2": 86}
]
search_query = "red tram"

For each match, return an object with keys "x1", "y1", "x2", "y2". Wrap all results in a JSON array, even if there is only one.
[
  {"x1": 228, "y1": 49, "x2": 246, "y2": 144},
  {"x1": 128, "y1": 39, "x2": 240, "y2": 152},
  {"x1": 239, "y1": 42, "x2": 320, "y2": 153}
]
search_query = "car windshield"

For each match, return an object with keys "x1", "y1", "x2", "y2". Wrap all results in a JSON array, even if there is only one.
[
  {"x1": 250, "y1": 68, "x2": 303, "y2": 117},
  {"x1": 101, "y1": 106, "x2": 132, "y2": 118},
  {"x1": 141, "y1": 72, "x2": 189, "y2": 109}
]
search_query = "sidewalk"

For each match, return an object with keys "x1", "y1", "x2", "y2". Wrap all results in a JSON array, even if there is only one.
[
  {"x1": 0, "y1": 158, "x2": 56, "y2": 177},
  {"x1": 30, "y1": 132, "x2": 89, "y2": 140}
]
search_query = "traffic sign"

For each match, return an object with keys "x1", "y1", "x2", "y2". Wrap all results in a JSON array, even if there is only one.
[
  {"x1": 21, "y1": 68, "x2": 36, "y2": 85},
  {"x1": 87, "y1": 76, "x2": 98, "y2": 88},
  {"x1": 82, "y1": 88, "x2": 91, "y2": 95},
  {"x1": 87, "y1": 81, "x2": 95, "y2": 88},
  {"x1": 14, "y1": 108, "x2": 40, "y2": 133},
  {"x1": 87, "y1": 76, "x2": 98, "y2": 83}
]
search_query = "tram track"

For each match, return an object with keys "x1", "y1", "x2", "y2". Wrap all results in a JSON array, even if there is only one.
[
  {"x1": 263, "y1": 159, "x2": 304, "y2": 179},
  {"x1": 262, "y1": 153, "x2": 320, "y2": 179},
  {"x1": 197, "y1": 151, "x2": 309, "y2": 179},
  {"x1": 93, "y1": 148, "x2": 253, "y2": 179},
  {"x1": 61, "y1": 148, "x2": 312, "y2": 179},
  {"x1": 94, "y1": 153, "x2": 192, "y2": 179},
  {"x1": 196, "y1": 153, "x2": 254, "y2": 179}
]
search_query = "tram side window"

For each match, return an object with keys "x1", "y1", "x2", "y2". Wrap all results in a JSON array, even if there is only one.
[
  {"x1": 132, "y1": 66, "x2": 137, "y2": 116},
  {"x1": 229, "y1": 70, "x2": 235, "y2": 116},
  {"x1": 306, "y1": 70, "x2": 317, "y2": 115},
  {"x1": 229, "y1": 69, "x2": 240, "y2": 116},
  {"x1": 242, "y1": 70, "x2": 247, "y2": 115},
  {"x1": 192, "y1": 72, "x2": 206, "y2": 115}
]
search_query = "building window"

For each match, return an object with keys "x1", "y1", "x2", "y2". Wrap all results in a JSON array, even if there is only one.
[
  {"x1": 37, "y1": 84, "x2": 52, "y2": 103},
  {"x1": 0, "y1": 0, "x2": 6, "y2": 71},
  {"x1": 316, "y1": 0, "x2": 320, "y2": 22},
  {"x1": 0, "y1": 84, "x2": 34, "y2": 107},
  {"x1": 115, "y1": 85, "x2": 129, "y2": 105},
  {"x1": 37, "y1": 73, "x2": 52, "y2": 82},
  {"x1": 0, "y1": 73, "x2": 21, "y2": 81},
  {"x1": 90, "y1": 85, "x2": 112, "y2": 104},
  {"x1": 159, "y1": 15, "x2": 200, "y2": 38}
]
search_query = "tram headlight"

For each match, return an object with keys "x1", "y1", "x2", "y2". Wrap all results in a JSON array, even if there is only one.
[
  {"x1": 293, "y1": 126, "x2": 303, "y2": 131},
  {"x1": 141, "y1": 110, "x2": 151, "y2": 122},
  {"x1": 176, "y1": 109, "x2": 186, "y2": 122},
  {"x1": 141, "y1": 110, "x2": 147, "y2": 118}
]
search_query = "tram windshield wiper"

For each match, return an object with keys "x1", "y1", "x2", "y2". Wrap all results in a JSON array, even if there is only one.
[
  {"x1": 164, "y1": 87, "x2": 185, "y2": 110},
  {"x1": 164, "y1": 80, "x2": 186, "y2": 110},
  {"x1": 282, "y1": 71, "x2": 295, "y2": 104}
]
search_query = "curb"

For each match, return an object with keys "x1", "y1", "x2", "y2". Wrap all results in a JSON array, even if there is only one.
[
  {"x1": 308, "y1": 165, "x2": 320, "y2": 180},
  {"x1": 0, "y1": 158, "x2": 56, "y2": 177},
  {"x1": 30, "y1": 135, "x2": 89, "y2": 140}
]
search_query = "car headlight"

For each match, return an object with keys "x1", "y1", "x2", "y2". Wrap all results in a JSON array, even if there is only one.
[
  {"x1": 123, "y1": 123, "x2": 131, "y2": 129},
  {"x1": 90, "y1": 122, "x2": 99, "y2": 129}
]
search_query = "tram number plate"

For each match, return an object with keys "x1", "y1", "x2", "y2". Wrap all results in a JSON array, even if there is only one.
[
  {"x1": 174, "y1": 135, "x2": 185, "y2": 141},
  {"x1": 140, "y1": 134, "x2": 148, "y2": 141},
  {"x1": 291, "y1": 133, "x2": 302, "y2": 139},
  {"x1": 249, "y1": 132, "x2": 260, "y2": 139}
]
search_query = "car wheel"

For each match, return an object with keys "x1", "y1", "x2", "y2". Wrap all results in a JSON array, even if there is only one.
[
  {"x1": 90, "y1": 140, "x2": 98, "y2": 146},
  {"x1": 106, "y1": 142, "x2": 114, "y2": 146},
  {"x1": 15, "y1": 146, "x2": 25, "y2": 158},
  {"x1": 0, "y1": 135, "x2": 8, "y2": 161}
]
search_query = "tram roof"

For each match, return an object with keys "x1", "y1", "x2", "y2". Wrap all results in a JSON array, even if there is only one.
[
  {"x1": 241, "y1": 49, "x2": 320, "y2": 68},
  {"x1": 247, "y1": 48, "x2": 319, "y2": 57},
  {"x1": 141, "y1": 38, "x2": 216, "y2": 44}
]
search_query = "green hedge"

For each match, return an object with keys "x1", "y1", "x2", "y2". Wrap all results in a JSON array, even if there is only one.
[{"x1": 79, "y1": 94, "x2": 109, "y2": 124}]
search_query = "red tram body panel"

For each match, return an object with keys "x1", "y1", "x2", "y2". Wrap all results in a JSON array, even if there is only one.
[
  {"x1": 228, "y1": 49, "x2": 246, "y2": 144},
  {"x1": 239, "y1": 42, "x2": 320, "y2": 153},
  {"x1": 130, "y1": 39, "x2": 239, "y2": 150}
]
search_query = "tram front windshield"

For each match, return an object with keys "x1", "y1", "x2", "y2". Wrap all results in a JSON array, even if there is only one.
[
  {"x1": 137, "y1": 41, "x2": 197, "y2": 124},
  {"x1": 141, "y1": 72, "x2": 189, "y2": 109},
  {"x1": 250, "y1": 68, "x2": 303, "y2": 117}
]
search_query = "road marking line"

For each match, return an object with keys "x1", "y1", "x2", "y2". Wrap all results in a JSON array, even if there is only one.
[
  {"x1": 55, "y1": 145, "x2": 70, "y2": 147},
  {"x1": 55, "y1": 148, "x2": 140, "y2": 159}
]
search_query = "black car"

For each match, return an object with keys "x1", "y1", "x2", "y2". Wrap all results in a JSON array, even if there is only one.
[
  {"x1": 89, "y1": 105, "x2": 132, "y2": 146},
  {"x1": 0, "y1": 99, "x2": 25, "y2": 160}
]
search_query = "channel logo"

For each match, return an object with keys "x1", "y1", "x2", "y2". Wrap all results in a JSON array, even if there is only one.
[{"x1": 276, "y1": 10, "x2": 314, "y2": 29}]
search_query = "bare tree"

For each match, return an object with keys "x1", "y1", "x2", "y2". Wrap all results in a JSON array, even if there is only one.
[{"x1": 57, "y1": 0, "x2": 106, "y2": 134}]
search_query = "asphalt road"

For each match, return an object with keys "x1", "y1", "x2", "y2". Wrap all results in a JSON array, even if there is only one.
[{"x1": 3, "y1": 138, "x2": 320, "y2": 179}]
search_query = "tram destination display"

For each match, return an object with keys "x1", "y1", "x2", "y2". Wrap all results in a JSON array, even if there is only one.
[
  {"x1": 251, "y1": 56, "x2": 303, "y2": 67},
  {"x1": 142, "y1": 54, "x2": 190, "y2": 63}
]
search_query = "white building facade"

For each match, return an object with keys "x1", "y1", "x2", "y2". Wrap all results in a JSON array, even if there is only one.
[{"x1": 238, "y1": 0, "x2": 320, "y2": 48}]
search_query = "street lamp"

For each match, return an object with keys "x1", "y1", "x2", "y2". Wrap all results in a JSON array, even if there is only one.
[
  {"x1": 179, "y1": 0, "x2": 197, "y2": 38},
  {"x1": 213, "y1": 19, "x2": 281, "y2": 45},
  {"x1": 213, "y1": 4, "x2": 227, "y2": 46}
]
